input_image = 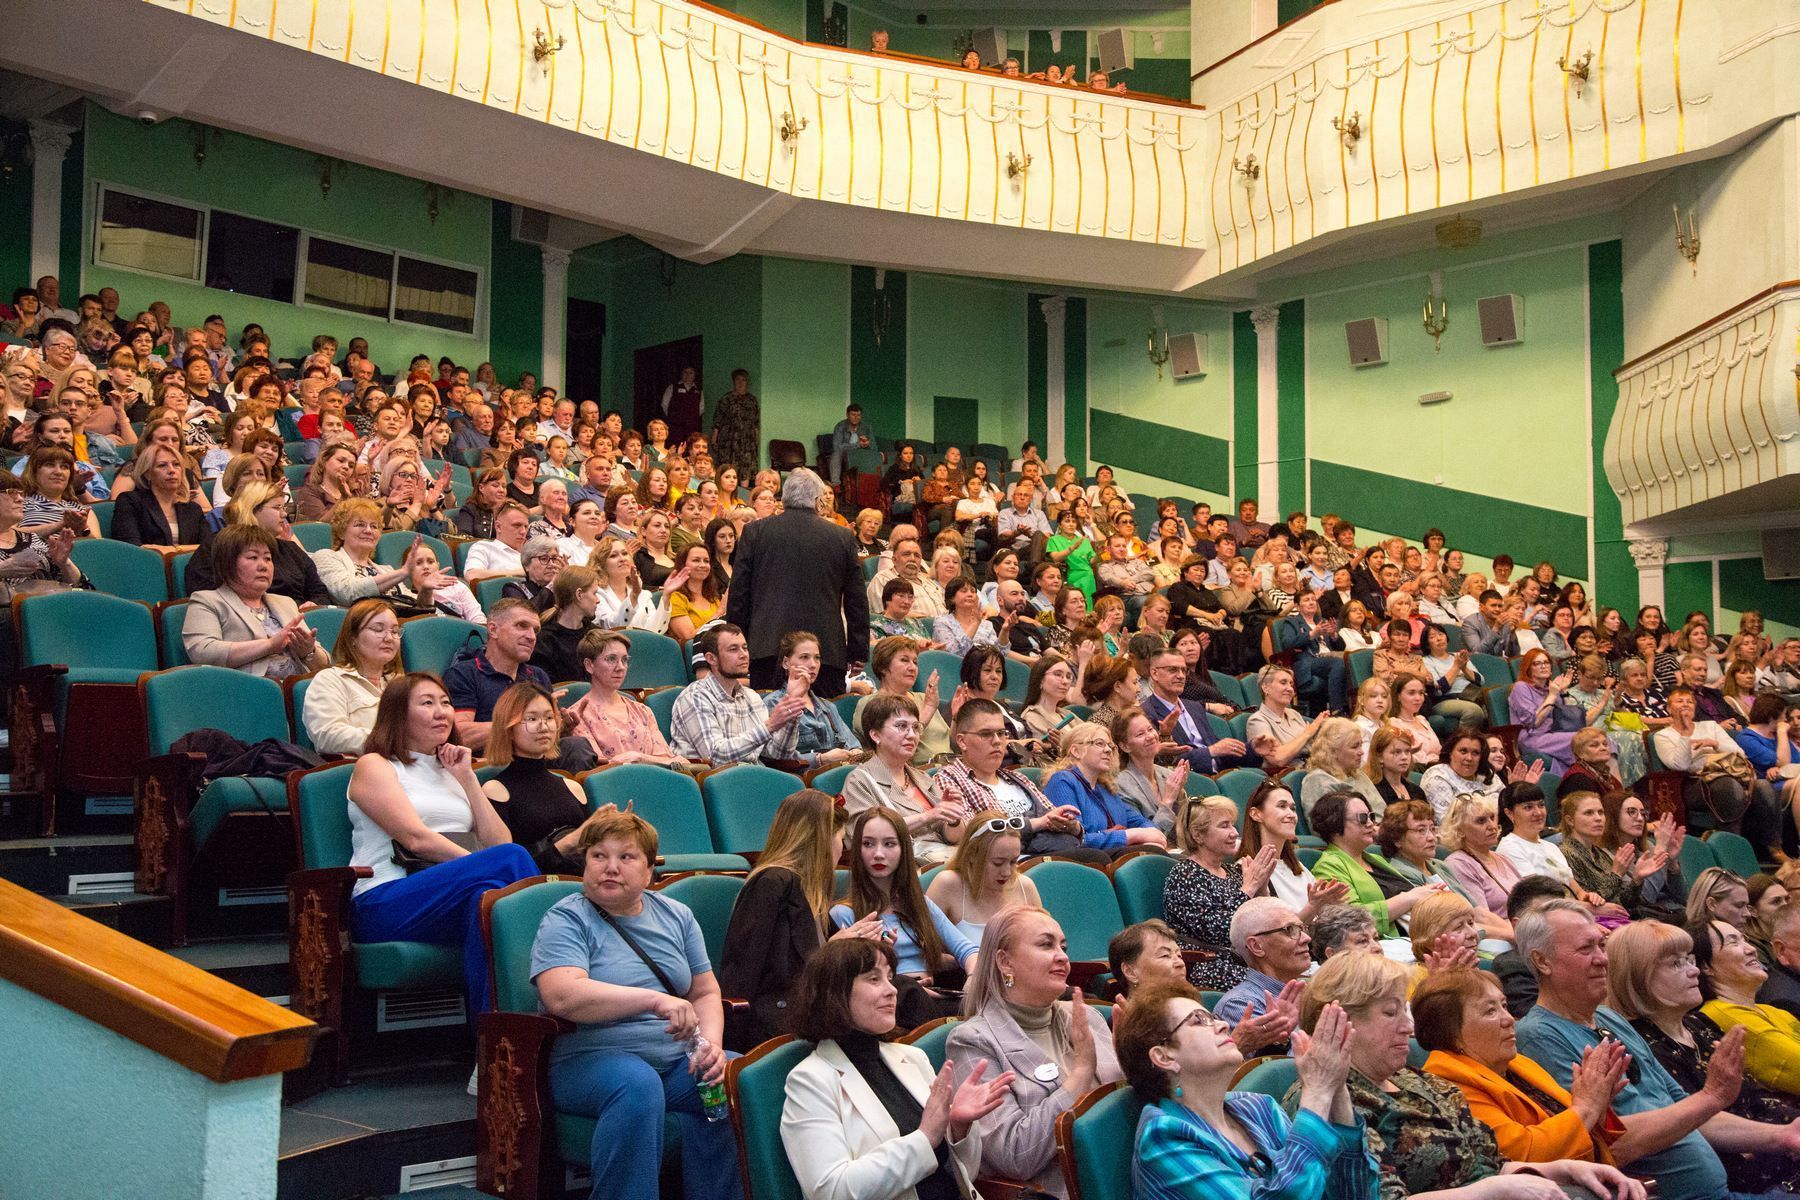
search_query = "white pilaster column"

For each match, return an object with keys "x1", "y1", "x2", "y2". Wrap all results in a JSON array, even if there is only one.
[
  {"x1": 27, "y1": 122, "x2": 72, "y2": 285},
  {"x1": 1250, "y1": 303, "x2": 1280, "y2": 510},
  {"x1": 1041, "y1": 295, "x2": 1067, "y2": 468},
  {"x1": 1628, "y1": 537, "x2": 1670, "y2": 613},
  {"x1": 539, "y1": 247, "x2": 571, "y2": 393}
]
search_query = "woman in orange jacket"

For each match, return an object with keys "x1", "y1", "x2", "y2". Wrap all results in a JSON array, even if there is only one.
[{"x1": 1414, "y1": 968, "x2": 1629, "y2": 1163}]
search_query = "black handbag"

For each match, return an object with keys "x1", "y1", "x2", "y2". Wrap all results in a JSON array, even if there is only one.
[{"x1": 391, "y1": 831, "x2": 482, "y2": 874}]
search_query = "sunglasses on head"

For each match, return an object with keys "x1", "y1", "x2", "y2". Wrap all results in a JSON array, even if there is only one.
[{"x1": 972, "y1": 815, "x2": 1027, "y2": 837}]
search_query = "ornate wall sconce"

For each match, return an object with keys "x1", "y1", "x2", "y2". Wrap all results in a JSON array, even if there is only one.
[
  {"x1": 1330, "y1": 112, "x2": 1361, "y2": 148},
  {"x1": 1422, "y1": 272, "x2": 1448, "y2": 353},
  {"x1": 1006, "y1": 152, "x2": 1032, "y2": 181},
  {"x1": 778, "y1": 111, "x2": 809, "y2": 146},
  {"x1": 532, "y1": 27, "x2": 565, "y2": 64},
  {"x1": 1233, "y1": 154, "x2": 1260, "y2": 184},
  {"x1": 1557, "y1": 49, "x2": 1592, "y2": 97},
  {"x1": 1673, "y1": 204, "x2": 1700, "y2": 274}
]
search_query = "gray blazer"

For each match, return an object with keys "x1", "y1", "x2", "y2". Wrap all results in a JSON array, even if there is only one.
[
  {"x1": 183, "y1": 588, "x2": 325, "y2": 678},
  {"x1": 944, "y1": 998, "x2": 1121, "y2": 1197},
  {"x1": 841, "y1": 756, "x2": 956, "y2": 864}
]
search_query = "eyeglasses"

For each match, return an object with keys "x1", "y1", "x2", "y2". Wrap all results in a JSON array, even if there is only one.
[
  {"x1": 972, "y1": 815, "x2": 1027, "y2": 837},
  {"x1": 1249, "y1": 923, "x2": 1307, "y2": 941},
  {"x1": 962, "y1": 727, "x2": 1009, "y2": 742},
  {"x1": 1348, "y1": 811, "x2": 1376, "y2": 825},
  {"x1": 1163, "y1": 1007, "x2": 1224, "y2": 1042},
  {"x1": 1659, "y1": 954, "x2": 1696, "y2": 970}
]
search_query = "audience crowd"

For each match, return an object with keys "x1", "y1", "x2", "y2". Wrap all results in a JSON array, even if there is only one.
[{"x1": 6, "y1": 281, "x2": 1800, "y2": 1200}]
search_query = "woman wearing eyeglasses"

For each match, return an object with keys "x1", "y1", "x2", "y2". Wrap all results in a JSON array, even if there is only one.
[
  {"x1": 925, "y1": 810, "x2": 1042, "y2": 947},
  {"x1": 481, "y1": 683, "x2": 602, "y2": 874},
  {"x1": 1309, "y1": 788, "x2": 1446, "y2": 939},
  {"x1": 1116, "y1": 980, "x2": 1374, "y2": 1200},
  {"x1": 1605, "y1": 920, "x2": 1800, "y2": 1197}
]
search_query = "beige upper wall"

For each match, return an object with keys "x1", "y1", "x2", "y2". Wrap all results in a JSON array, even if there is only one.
[{"x1": 1620, "y1": 119, "x2": 1799, "y2": 363}]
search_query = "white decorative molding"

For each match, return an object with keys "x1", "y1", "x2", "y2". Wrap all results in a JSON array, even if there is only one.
[
  {"x1": 1627, "y1": 537, "x2": 1670, "y2": 569},
  {"x1": 1603, "y1": 286, "x2": 1800, "y2": 526}
]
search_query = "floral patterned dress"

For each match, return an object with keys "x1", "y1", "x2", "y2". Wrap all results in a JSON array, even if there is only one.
[
  {"x1": 1631, "y1": 1011, "x2": 1800, "y2": 1196},
  {"x1": 1305, "y1": 1068, "x2": 1503, "y2": 1200},
  {"x1": 1162, "y1": 857, "x2": 1250, "y2": 991}
]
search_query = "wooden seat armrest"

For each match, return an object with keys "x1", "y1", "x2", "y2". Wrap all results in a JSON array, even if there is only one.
[
  {"x1": 476, "y1": 1011, "x2": 562, "y2": 1200},
  {"x1": 1066, "y1": 961, "x2": 1108, "y2": 990}
]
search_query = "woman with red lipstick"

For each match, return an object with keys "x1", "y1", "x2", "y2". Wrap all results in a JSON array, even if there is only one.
[
  {"x1": 830, "y1": 807, "x2": 979, "y2": 1024},
  {"x1": 346, "y1": 673, "x2": 536, "y2": 1015},
  {"x1": 944, "y1": 904, "x2": 1122, "y2": 1197}
]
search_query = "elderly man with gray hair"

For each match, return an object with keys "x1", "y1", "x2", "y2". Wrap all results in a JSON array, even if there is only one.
[
  {"x1": 726, "y1": 467, "x2": 868, "y2": 695},
  {"x1": 1513, "y1": 899, "x2": 1800, "y2": 1200},
  {"x1": 1210, "y1": 895, "x2": 1308, "y2": 1056}
]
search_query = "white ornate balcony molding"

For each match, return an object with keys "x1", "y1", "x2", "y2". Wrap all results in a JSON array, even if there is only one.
[{"x1": 1604, "y1": 283, "x2": 1800, "y2": 526}]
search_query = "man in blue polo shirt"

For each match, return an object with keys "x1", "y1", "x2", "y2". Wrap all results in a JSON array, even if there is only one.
[
  {"x1": 443, "y1": 599, "x2": 596, "y2": 769},
  {"x1": 1513, "y1": 901, "x2": 1800, "y2": 1200}
]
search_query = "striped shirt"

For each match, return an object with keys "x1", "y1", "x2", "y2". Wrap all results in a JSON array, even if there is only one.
[{"x1": 1133, "y1": 1093, "x2": 1377, "y2": 1200}]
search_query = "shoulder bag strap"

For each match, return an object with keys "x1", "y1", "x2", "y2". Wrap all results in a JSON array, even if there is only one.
[{"x1": 597, "y1": 904, "x2": 680, "y2": 995}]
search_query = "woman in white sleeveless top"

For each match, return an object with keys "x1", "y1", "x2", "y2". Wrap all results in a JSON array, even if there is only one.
[{"x1": 346, "y1": 671, "x2": 536, "y2": 1014}]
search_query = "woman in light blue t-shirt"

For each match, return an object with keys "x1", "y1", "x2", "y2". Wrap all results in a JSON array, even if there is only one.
[{"x1": 530, "y1": 810, "x2": 744, "y2": 1200}]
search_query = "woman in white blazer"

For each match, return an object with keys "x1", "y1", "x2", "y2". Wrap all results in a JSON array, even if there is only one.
[
  {"x1": 782, "y1": 938, "x2": 1013, "y2": 1200},
  {"x1": 183, "y1": 524, "x2": 328, "y2": 680}
]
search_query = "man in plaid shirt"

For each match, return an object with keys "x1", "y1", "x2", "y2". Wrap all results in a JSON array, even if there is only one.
[{"x1": 670, "y1": 624, "x2": 803, "y2": 764}]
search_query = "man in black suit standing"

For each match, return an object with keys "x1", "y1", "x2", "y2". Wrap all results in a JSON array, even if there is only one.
[{"x1": 728, "y1": 467, "x2": 869, "y2": 696}]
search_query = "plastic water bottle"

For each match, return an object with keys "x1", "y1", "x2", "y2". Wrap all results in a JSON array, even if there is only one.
[{"x1": 690, "y1": 1036, "x2": 729, "y2": 1122}]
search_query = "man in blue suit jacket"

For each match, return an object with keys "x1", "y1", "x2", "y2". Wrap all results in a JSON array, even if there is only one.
[
  {"x1": 1140, "y1": 647, "x2": 1249, "y2": 773},
  {"x1": 1272, "y1": 590, "x2": 1349, "y2": 716}
]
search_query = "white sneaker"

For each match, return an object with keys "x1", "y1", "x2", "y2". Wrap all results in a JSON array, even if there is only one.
[{"x1": 467, "y1": 1065, "x2": 480, "y2": 1097}]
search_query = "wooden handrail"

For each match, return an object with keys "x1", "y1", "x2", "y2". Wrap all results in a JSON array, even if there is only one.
[{"x1": 0, "y1": 877, "x2": 318, "y2": 1083}]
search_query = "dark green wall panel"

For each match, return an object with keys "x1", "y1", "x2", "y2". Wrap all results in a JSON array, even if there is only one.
[
  {"x1": 0, "y1": 122, "x2": 30, "y2": 294},
  {"x1": 1587, "y1": 241, "x2": 1633, "y2": 612},
  {"x1": 1309, "y1": 459, "x2": 1587, "y2": 570},
  {"x1": 61, "y1": 129, "x2": 82, "y2": 291},
  {"x1": 1276, "y1": 298, "x2": 1305, "y2": 516},
  {"x1": 850, "y1": 266, "x2": 906, "y2": 439},
  {"x1": 487, "y1": 203, "x2": 543, "y2": 388},
  {"x1": 1662, "y1": 562, "x2": 1713, "y2": 629},
  {"x1": 1720, "y1": 558, "x2": 1800, "y2": 627},
  {"x1": 933, "y1": 396, "x2": 981, "y2": 448},
  {"x1": 1089, "y1": 410, "x2": 1229, "y2": 491},
  {"x1": 1064, "y1": 297, "x2": 1087, "y2": 472},
  {"x1": 1232, "y1": 310, "x2": 1257, "y2": 504},
  {"x1": 1027, "y1": 293, "x2": 1048, "y2": 452}
]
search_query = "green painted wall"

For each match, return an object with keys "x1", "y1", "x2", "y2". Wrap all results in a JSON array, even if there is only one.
[
  {"x1": 1084, "y1": 294, "x2": 1233, "y2": 505},
  {"x1": 1027, "y1": 292, "x2": 1049, "y2": 453},
  {"x1": 1231, "y1": 310, "x2": 1257, "y2": 504},
  {"x1": 1663, "y1": 561, "x2": 1713, "y2": 630},
  {"x1": 0, "y1": 121, "x2": 30, "y2": 294},
  {"x1": 1302, "y1": 242, "x2": 1592, "y2": 520},
  {"x1": 906, "y1": 275, "x2": 1026, "y2": 448},
  {"x1": 717, "y1": 0, "x2": 807, "y2": 38},
  {"x1": 1275, "y1": 298, "x2": 1305, "y2": 514},
  {"x1": 81, "y1": 105, "x2": 491, "y2": 367},
  {"x1": 487, "y1": 203, "x2": 543, "y2": 388},
  {"x1": 1719, "y1": 558, "x2": 1800, "y2": 639},
  {"x1": 850, "y1": 266, "x2": 907, "y2": 441},
  {"x1": 1064, "y1": 297, "x2": 1087, "y2": 472},
  {"x1": 1586, "y1": 240, "x2": 1632, "y2": 611},
  {"x1": 598, "y1": 246, "x2": 765, "y2": 429},
  {"x1": 760, "y1": 257, "x2": 850, "y2": 452}
]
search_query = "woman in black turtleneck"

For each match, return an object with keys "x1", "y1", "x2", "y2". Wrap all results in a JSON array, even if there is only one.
[
  {"x1": 481, "y1": 682, "x2": 594, "y2": 873},
  {"x1": 778, "y1": 938, "x2": 1014, "y2": 1200}
]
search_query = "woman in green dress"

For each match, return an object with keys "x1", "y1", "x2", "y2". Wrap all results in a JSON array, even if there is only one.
[{"x1": 1046, "y1": 506, "x2": 1096, "y2": 601}]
